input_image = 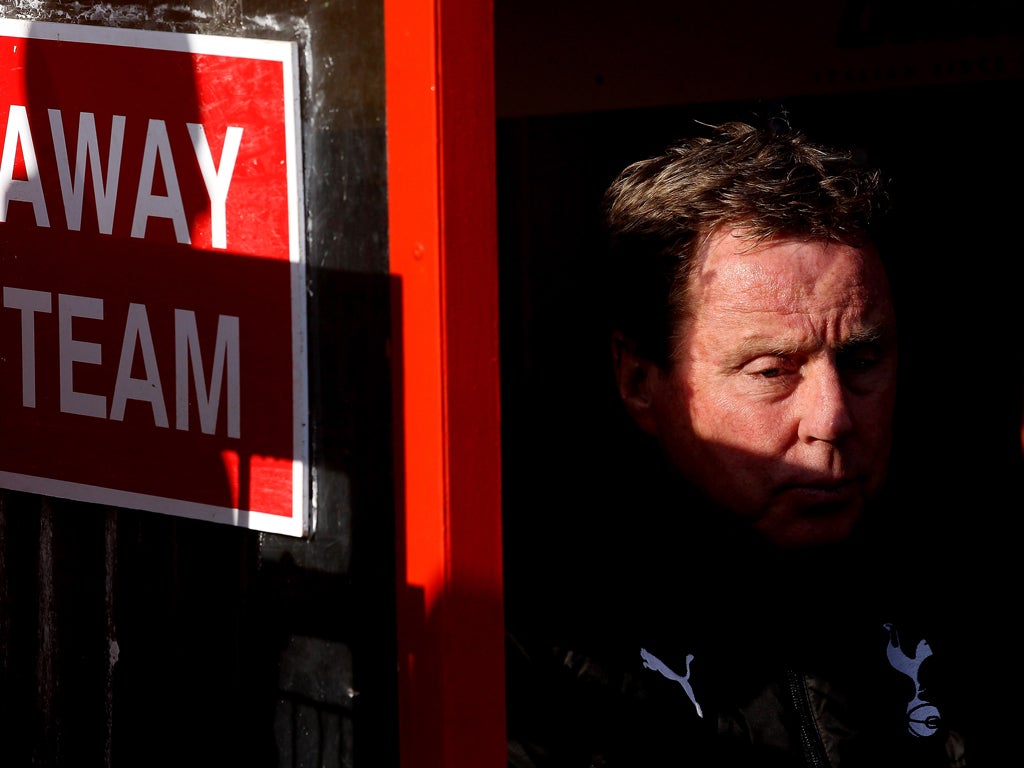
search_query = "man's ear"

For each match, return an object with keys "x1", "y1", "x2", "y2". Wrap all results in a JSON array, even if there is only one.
[{"x1": 611, "y1": 332, "x2": 660, "y2": 436}]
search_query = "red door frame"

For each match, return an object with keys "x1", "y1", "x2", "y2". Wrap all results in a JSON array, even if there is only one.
[{"x1": 384, "y1": 2, "x2": 506, "y2": 768}]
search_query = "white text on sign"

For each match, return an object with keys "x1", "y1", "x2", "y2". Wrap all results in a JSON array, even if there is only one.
[
  {"x1": 3, "y1": 287, "x2": 241, "y2": 438},
  {"x1": 0, "y1": 106, "x2": 243, "y2": 248}
]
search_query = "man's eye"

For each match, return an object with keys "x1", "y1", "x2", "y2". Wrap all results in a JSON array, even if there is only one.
[
  {"x1": 838, "y1": 347, "x2": 881, "y2": 370},
  {"x1": 745, "y1": 357, "x2": 792, "y2": 379}
]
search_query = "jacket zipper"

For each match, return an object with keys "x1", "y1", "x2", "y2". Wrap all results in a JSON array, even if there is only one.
[{"x1": 786, "y1": 667, "x2": 830, "y2": 768}]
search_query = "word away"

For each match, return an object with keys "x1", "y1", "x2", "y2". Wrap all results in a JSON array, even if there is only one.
[
  {"x1": 3, "y1": 286, "x2": 241, "y2": 438},
  {"x1": 0, "y1": 106, "x2": 243, "y2": 248}
]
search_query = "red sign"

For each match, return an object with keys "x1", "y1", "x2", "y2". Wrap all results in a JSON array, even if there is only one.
[{"x1": 0, "y1": 20, "x2": 308, "y2": 536}]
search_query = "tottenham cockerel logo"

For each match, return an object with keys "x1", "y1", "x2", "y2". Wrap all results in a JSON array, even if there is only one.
[{"x1": 883, "y1": 623, "x2": 942, "y2": 737}]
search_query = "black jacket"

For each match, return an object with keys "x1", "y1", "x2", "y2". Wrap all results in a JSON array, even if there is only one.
[{"x1": 505, "y1": 486, "x2": 973, "y2": 768}]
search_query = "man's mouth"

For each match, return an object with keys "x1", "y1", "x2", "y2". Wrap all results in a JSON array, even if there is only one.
[{"x1": 776, "y1": 478, "x2": 860, "y2": 507}]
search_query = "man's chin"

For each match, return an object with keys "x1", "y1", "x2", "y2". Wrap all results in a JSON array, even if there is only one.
[{"x1": 754, "y1": 501, "x2": 863, "y2": 549}]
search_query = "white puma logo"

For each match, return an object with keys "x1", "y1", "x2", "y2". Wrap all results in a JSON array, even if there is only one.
[
  {"x1": 883, "y1": 622, "x2": 942, "y2": 737},
  {"x1": 640, "y1": 647, "x2": 703, "y2": 718}
]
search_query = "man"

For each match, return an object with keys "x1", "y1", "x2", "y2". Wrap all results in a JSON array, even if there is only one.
[{"x1": 506, "y1": 120, "x2": 970, "y2": 767}]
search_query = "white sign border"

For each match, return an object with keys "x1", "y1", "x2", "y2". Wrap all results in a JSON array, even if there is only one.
[{"x1": 0, "y1": 19, "x2": 310, "y2": 537}]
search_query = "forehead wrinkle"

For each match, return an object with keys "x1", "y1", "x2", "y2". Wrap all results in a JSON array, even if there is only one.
[
  {"x1": 687, "y1": 236, "x2": 893, "y2": 367},
  {"x1": 714, "y1": 291, "x2": 884, "y2": 368},
  {"x1": 730, "y1": 318, "x2": 883, "y2": 359},
  {"x1": 700, "y1": 267, "x2": 870, "y2": 329},
  {"x1": 696, "y1": 242, "x2": 875, "y2": 312}
]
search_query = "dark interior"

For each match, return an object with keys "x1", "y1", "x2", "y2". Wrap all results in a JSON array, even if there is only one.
[{"x1": 494, "y1": 2, "x2": 1024, "y2": 661}]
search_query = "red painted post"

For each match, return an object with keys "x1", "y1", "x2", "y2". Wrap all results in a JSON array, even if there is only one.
[{"x1": 385, "y1": 1, "x2": 506, "y2": 767}]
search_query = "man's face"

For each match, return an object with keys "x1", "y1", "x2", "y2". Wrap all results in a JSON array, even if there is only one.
[{"x1": 635, "y1": 230, "x2": 898, "y2": 548}]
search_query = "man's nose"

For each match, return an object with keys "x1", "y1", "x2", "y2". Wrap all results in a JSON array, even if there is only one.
[{"x1": 796, "y1": 360, "x2": 854, "y2": 443}]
